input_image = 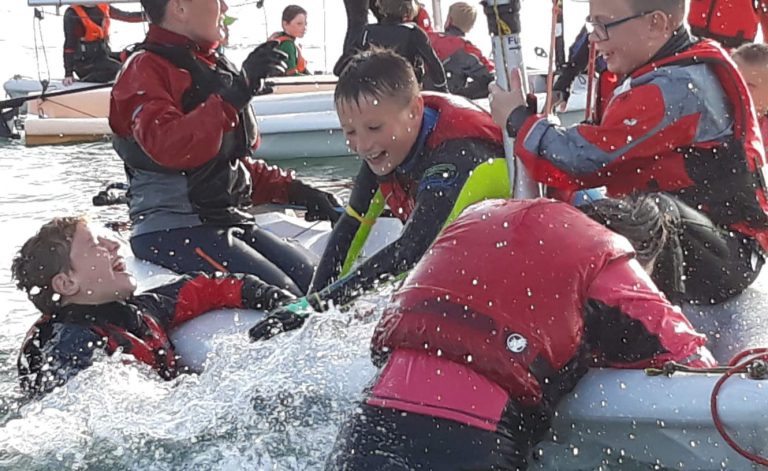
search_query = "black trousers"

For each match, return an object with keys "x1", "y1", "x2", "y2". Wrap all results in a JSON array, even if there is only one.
[
  {"x1": 74, "y1": 53, "x2": 121, "y2": 83},
  {"x1": 326, "y1": 404, "x2": 538, "y2": 471},
  {"x1": 131, "y1": 224, "x2": 317, "y2": 296}
]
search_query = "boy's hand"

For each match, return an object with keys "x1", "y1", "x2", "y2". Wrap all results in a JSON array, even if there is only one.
[
  {"x1": 488, "y1": 68, "x2": 527, "y2": 129},
  {"x1": 248, "y1": 298, "x2": 313, "y2": 341}
]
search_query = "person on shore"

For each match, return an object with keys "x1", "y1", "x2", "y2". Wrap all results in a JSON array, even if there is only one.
[{"x1": 110, "y1": 0, "x2": 341, "y2": 296}]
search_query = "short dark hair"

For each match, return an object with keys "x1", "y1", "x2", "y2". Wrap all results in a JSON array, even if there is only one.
[
  {"x1": 282, "y1": 5, "x2": 307, "y2": 24},
  {"x1": 12, "y1": 217, "x2": 85, "y2": 312},
  {"x1": 335, "y1": 48, "x2": 420, "y2": 109},
  {"x1": 141, "y1": 0, "x2": 169, "y2": 24},
  {"x1": 377, "y1": 0, "x2": 416, "y2": 21},
  {"x1": 733, "y1": 43, "x2": 768, "y2": 67}
]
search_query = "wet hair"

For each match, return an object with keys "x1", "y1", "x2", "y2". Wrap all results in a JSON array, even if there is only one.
[
  {"x1": 628, "y1": 0, "x2": 685, "y2": 21},
  {"x1": 447, "y1": 2, "x2": 477, "y2": 33},
  {"x1": 377, "y1": 0, "x2": 416, "y2": 22},
  {"x1": 335, "y1": 48, "x2": 420, "y2": 109},
  {"x1": 11, "y1": 217, "x2": 85, "y2": 312},
  {"x1": 733, "y1": 43, "x2": 768, "y2": 67},
  {"x1": 140, "y1": 0, "x2": 169, "y2": 24},
  {"x1": 580, "y1": 196, "x2": 667, "y2": 267},
  {"x1": 282, "y1": 5, "x2": 307, "y2": 24}
]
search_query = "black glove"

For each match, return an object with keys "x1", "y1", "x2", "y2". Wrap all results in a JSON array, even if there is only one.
[
  {"x1": 241, "y1": 40, "x2": 288, "y2": 95},
  {"x1": 248, "y1": 298, "x2": 313, "y2": 341},
  {"x1": 288, "y1": 181, "x2": 343, "y2": 224}
]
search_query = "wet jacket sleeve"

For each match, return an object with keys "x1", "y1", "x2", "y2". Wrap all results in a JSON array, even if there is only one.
[
  {"x1": 584, "y1": 257, "x2": 716, "y2": 369},
  {"x1": 413, "y1": 28, "x2": 448, "y2": 92},
  {"x1": 464, "y1": 40, "x2": 494, "y2": 73},
  {"x1": 508, "y1": 68, "x2": 733, "y2": 191},
  {"x1": 309, "y1": 163, "x2": 379, "y2": 293},
  {"x1": 18, "y1": 324, "x2": 102, "y2": 398},
  {"x1": 315, "y1": 140, "x2": 494, "y2": 307},
  {"x1": 62, "y1": 8, "x2": 82, "y2": 77},
  {"x1": 108, "y1": 6, "x2": 146, "y2": 22},
  {"x1": 149, "y1": 273, "x2": 295, "y2": 329},
  {"x1": 242, "y1": 157, "x2": 296, "y2": 205},
  {"x1": 108, "y1": 52, "x2": 243, "y2": 170}
]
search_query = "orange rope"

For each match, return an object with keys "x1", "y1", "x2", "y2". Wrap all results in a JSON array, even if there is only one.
[
  {"x1": 194, "y1": 247, "x2": 229, "y2": 273},
  {"x1": 584, "y1": 41, "x2": 598, "y2": 122}
]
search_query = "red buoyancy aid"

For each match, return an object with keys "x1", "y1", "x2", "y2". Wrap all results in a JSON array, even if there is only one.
[
  {"x1": 268, "y1": 32, "x2": 307, "y2": 75},
  {"x1": 378, "y1": 93, "x2": 504, "y2": 222},
  {"x1": 427, "y1": 32, "x2": 465, "y2": 61},
  {"x1": 688, "y1": 0, "x2": 759, "y2": 48},
  {"x1": 371, "y1": 199, "x2": 635, "y2": 406},
  {"x1": 72, "y1": 4, "x2": 110, "y2": 42},
  {"x1": 93, "y1": 314, "x2": 179, "y2": 380},
  {"x1": 415, "y1": 5, "x2": 434, "y2": 33}
]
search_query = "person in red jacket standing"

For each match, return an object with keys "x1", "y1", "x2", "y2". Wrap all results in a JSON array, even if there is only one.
[
  {"x1": 324, "y1": 198, "x2": 715, "y2": 470},
  {"x1": 489, "y1": 0, "x2": 768, "y2": 304},
  {"x1": 110, "y1": 0, "x2": 341, "y2": 296},
  {"x1": 427, "y1": 1, "x2": 495, "y2": 98}
]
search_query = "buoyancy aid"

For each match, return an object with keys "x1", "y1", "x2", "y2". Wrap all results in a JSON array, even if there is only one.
[
  {"x1": 269, "y1": 32, "x2": 307, "y2": 75},
  {"x1": 72, "y1": 4, "x2": 110, "y2": 42},
  {"x1": 378, "y1": 93, "x2": 505, "y2": 222},
  {"x1": 605, "y1": 40, "x2": 768, "y2": 249},
  {"x1": 113, "y1": 42, "x2": 260, "y2": 226},
  {"x1": 371, "y1": 199, "x2": 635, "y2": 406},
  {"x1": 688, "y1": 0, "x2": 759, "y2": 48}
]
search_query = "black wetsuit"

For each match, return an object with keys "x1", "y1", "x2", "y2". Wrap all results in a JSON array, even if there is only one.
[
  {"x1": 334, "y1": 21, "x2": 448, "y2": 92},
  {"x1": 342, "y1": 0, "x2": 382, "y2": 53},
  {"x1": 63, "y1": 5, "x2": 144, "y2": 82},
  {"x1": 309, "y1": 101, "x2": 504, "y2": 307}
]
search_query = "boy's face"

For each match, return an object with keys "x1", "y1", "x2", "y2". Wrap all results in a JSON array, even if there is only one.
[
  {"x1": 58, "y1": 223, "x2": 136, "y2": 305},
  {"x1": 734, "y1": 58, "x2": 768, "y2": 116},
  {"x1": 337, "y1": 94, "x2": 424, "y2": 176},
  {"x1": 178, "y1": 0, "x2": 228, "y2": 45}
]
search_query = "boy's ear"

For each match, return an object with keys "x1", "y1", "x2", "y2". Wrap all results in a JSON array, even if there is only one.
[
  {"x1": 51, "y1": 272, "x2": 79, "y2": 298},
  {"x1": 410, "y1": 94, "x2": 424, "y2": 120}
]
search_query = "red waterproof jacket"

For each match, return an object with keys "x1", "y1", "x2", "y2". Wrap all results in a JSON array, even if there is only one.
[{"x1": 369, "y1": 199, "x2": 714, "y2": 431}]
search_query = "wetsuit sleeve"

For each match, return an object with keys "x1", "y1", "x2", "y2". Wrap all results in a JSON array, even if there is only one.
[
  {"x1": 464, "y1": 40, "x2": 494, "y2": 73},
  {"x1": 315, "y1": 140, "x2": 494, "y2": 307},
  {"x1": 334, "y1": 33, "x2": 365, "y2": 76},
  {"x1": 63, "y1": 8, "x2": 83, "y2": 77},
  {"x1": 18, "y1": 324, "x2": 102, "y2": 398},
  {"x1": 584, "y1": 257, "x2": 716, "y2": 369},
  {"x1": 148, "y1": 273, "x2": 295, "y2": 329},
  {"x1": 109, "y1": 53, "x2": 243, "y2": 170},
  {"x1": 508, "y1": 69, "x2": 734, "y2": 191},
  {"x1": 241, "y1": 157, "x2": 296, "y2": 205},
  {"x1": 277, "y1": 40, "x2": 299, "y2": 75},
  {"x1": 309, "y1": 163, "x2": 379, "y2": 293},
  {"x1": 108, "y1": 6, "x2": 146, "y2": 22},
  {"x1": 413, "y1": 28, "x2": 448, "y2": 92}
]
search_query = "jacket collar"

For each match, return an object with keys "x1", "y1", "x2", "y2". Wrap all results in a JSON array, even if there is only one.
[{"x1": 145, "y1": 24, "x2": 219, "y2": 61}]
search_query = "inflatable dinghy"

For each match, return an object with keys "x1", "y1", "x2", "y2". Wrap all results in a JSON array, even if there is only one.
[{"x1": 125, "y1": 211, "x2": 768, "y2": 470}]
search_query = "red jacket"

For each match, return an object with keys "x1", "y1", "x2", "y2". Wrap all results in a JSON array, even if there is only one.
[
  {"x1": 368, "y1": 199, "x2": 714, "y2": 430},
  {"x1": 109, "y1": 25, "x2": 294, "y2": 205},
  {"x1": 427, "y1": 31, "x2": 494, "y2": 73},
  {"x1": 513, "y1": 40, "x2": 768, "y2": 251}
]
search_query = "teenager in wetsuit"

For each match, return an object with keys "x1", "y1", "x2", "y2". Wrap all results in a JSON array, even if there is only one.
[
  {"x1": 248, "y1": 48, "x2": 508, "y2": 340},
  {"x1": 334, "y1": 0, "x2": 448, "y2": 92}
]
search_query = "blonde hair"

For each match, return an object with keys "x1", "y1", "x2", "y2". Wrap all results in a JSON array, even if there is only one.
[{"x1": 447, "y1": 2, "x2": 477, "y2": 33}]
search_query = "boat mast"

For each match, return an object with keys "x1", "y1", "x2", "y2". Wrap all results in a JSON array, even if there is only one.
[
  {"x1": 481, "y1": 0, "x2": 539, "y2": 199},
  {"x1": 431, "y1": 0, "x2": 443, "y2": 31}
]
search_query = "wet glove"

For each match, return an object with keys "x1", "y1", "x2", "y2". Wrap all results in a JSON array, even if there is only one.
[
  {"x1": 248, "y1": 297, "x2": 314, "y2": 341},
  {"x1": 288, "y1": 181, "x2": 343, "y2": 224},
  {"x1": 242, "y1": 40, "x2": 287, "y2": 95}
]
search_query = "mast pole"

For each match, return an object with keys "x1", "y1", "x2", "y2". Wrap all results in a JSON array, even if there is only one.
[{"x1": 481, "y1": 0, "x2": 539, "y2": 199}]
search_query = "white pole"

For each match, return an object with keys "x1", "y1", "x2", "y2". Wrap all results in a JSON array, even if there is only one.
[
  {"x1": 481, "y1": 0, "x2": 539, "y2": 199},
  {"x1": 431, "y1": 0, "x2": 443, "y2": 31}
]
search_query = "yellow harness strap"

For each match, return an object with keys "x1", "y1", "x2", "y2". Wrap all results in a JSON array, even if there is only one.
[{"x1": 345, "y1": 205, "x2": 375, "y2": 226}]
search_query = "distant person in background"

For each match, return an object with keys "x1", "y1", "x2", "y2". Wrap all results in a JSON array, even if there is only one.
[
  {"x1": 62, "y1": 3, "x2": 146, "y2": 85},
  {"x1": 427, "y1": 1, "x2": 494, "y2": 98},
  {"x1": 269, "y1": 5, "x2": 310, "y2": 75},
  {"x1": 413, "y1": 1, "x2": 434, "y2": 33},
  {"x1": 733, "y1": 43, "x2": 768, "y2": 147},
  {"x1": 335, "y1": 0, "x2": 447, "y2": 92}
]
